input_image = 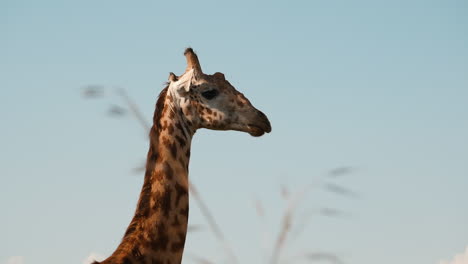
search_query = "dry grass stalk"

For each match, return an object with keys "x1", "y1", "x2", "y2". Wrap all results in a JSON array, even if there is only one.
[
  {"x1": 286, "y1": 251, "x2": 344, "y2": 264},
  {"x1": 189, "y1": 182, "x2": 239, "y2": 264},
  {"x1": 115, "y1": 88, "x2": 151, "y2": 132},
  {"x1": 319, "y1": 208, "x2": 348, "y2": 218},
  {"x1": 187, "y1": 224, "x2": 203, "y2": 232},
  {"x1": 254, "y1": 197, "x2": 266, "y2": 219},
  {"x1": 268, "y1": 167, "x2": 356, "y2": 264},
  {"x1": 185, "y1": 253, "x2": 217, "y2": 264},
  {"x1": 327, "y1": 167, "x2": 354, "y2": 178},
  {"x1": 82, "y1": 85, "x2": 105, "y2": 98},
  {"x1": 108, "y1": 104, "x2": 126, "y2": 116},
  {"x1": 270, "y1": 182, "x2": 316, "y2": 264},
  {"x1": 303, "y1": 252, "x2": 344, "y2": 264},
  {"x1": 324, "y1": 183, "x2": 359, "y2": 199},
  {"x1": 288, "y1": 208, "x2": 315, "y2": 244}
]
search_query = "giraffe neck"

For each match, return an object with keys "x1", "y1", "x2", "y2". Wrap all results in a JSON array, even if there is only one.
[{"x1": 99, "y1": 87, "x2": 194, "y2": 264}]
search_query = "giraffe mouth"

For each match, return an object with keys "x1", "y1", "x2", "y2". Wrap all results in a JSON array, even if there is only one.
[
  {"x1": 246, "y1": 110, "x2": 272, "y2": 137},
  {"x1": 247, "y1": 122, "x2": 271, "y2": 137},
  {"x1": 247, "y1": 125, "x2": 267, "y2": 137}
]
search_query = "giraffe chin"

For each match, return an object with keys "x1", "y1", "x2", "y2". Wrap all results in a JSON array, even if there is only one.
[{"x1": 247, "y1": 125, "x2": 267, "y2": 137}]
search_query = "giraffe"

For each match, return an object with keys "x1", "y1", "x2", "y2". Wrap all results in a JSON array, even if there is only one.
[{"x1": 93, "y1": 48, "x2": 271, "y2": 264}]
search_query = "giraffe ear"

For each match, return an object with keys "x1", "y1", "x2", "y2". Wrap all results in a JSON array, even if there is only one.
[
  {"x1": 168, "y1": 72, "x2": 178, "y2": 82},
  {"x1": 173, "y1": 69, "x2": 194, "y2": 95},
  {"x1": 213, "y1": 72, "x2": 225, "y2": 80}
]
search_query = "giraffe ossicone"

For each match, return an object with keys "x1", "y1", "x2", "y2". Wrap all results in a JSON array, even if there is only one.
[{"x1": 93, "y1": 48, "x2": 271, "y2": 264}]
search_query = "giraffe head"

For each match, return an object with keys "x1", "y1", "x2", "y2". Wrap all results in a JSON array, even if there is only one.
[{"x1": 167, "y1": 48, "x2": 271, "y2": 137}]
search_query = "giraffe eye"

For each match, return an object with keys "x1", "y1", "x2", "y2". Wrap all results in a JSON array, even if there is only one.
[{"x1": 201, "y1": 89, "x2": 219, "y2": 100}]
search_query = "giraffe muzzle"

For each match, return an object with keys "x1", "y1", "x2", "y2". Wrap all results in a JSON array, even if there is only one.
[{"x1": 247, "y1": 110, "x2": 272, "y2": 137}]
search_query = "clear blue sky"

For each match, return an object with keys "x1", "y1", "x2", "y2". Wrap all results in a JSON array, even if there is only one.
[{"x1": 2, "y1": 1, "x2": 467, "y2": 264}]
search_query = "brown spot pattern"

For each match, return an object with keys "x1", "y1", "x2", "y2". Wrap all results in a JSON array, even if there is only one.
[
  {"x1": 154, "y1": 170, "x2": 164, "y2": 182},
  {"x1": 152, "y1": 259, "x2": 163, "y2": 264},
  {"x1": 153, "y1": 188, "x2": 172, "y2": 218},
  {"x1": 175, "y1": 122, "x2": 188, "y2": 139},
  {"x1": 168, "y1": 124, "x2": 174, "y2": 134},
  {"x1": 171, "y1": 214, "x2": 180, "y2": 227},
  {"x1": 175, "y1": 135, "x2": 186, "y2": 148},
  {"x1": 178, "y1": 157, "x2": 186, "y2": 170},
  {"x1": 179, "y1": 204, "x2": 189, "y2": 219},
  {"x1": 163, "y1": 162, "x2": 173, "y2": 180},
  {"x1": 151, "y1": 223, "x2": 169, "y2": 251},
  {"x1": 162, "y1": 138, "x2": 178, "y2": 159},
  {"x1": 136, "y1": 177, "x2": 152, "y2": 218},
  {"x1": 174, "y1": 182, "x2": 188, "y2": 207},
  {"x1": 122, "y1": 257, "x2": 132, "y2": 264},
  {"x1": 169, "y1": 142, "x2": 177, "y2": 159},
  {"x1": 132, "y1": 246, "x2": 143, "y2": 260},
  {"x1": 170, "y1": 232, "x2": 186, "y2": 252},
  {"x1": 124, "y1": 220, "x2": 139, "y2": 238},
  {"x1": 161, "y1": 188, "x2": 172, "y2": 217}
]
